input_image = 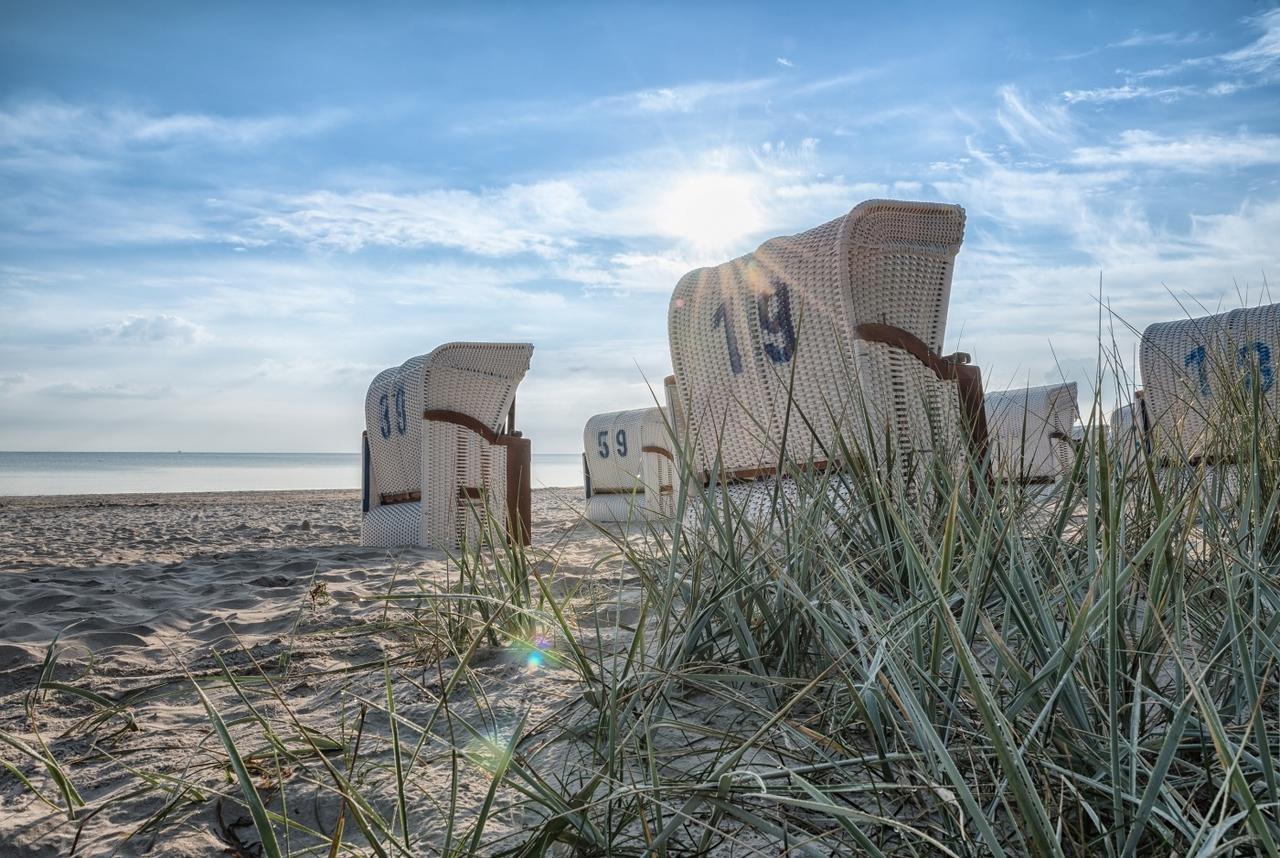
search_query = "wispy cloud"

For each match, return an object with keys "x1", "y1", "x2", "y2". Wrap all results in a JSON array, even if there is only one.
[
  {"x1": 1071, "y1": 130, "x2": 1280, "y2": 170},
  {"x1": 0, "y1": 373, "x2": 29, "y2": 393},
  {"x1": 790, "y1": 67, "x2": 883, "y2": 96},
  {"x1": 591, "y1": 78, "x2": 773, "y2": 114},
  {"x1": 0, "y1": 100, "x2": 346, "y2": 158},
  {"x1": 95, "y1": 314, "x2": 209, "y2": 345},
  {"x1": 775, "y1": 57, "x2": 794, "y2": 68},
  {"x1": 1219, "y1": 8, "x2": 1280, "y2": 75},
  {"x1": 39, "y1": 382, "x2": 175, "y2": 400},
  {"x1": 1126, "y1": 9, "x2": 1280, "y2": 84},
  {"x1": 250, "y1": 182, "x2": 592, "y2": 256},
  {"x1": 1061, "y1": 84, "x2": 1197, "y2": 104},
  {"x1": 1111, "y1": 30, "x2": 1204, "y2": 49},
  {"x1": 995, "y1": 85, "x2": 1073, "y2": 146}
]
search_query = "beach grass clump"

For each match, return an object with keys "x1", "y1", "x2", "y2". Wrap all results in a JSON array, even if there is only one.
[{"x1": 5, "y1": 362, "x2": 1280, "y2": 856}]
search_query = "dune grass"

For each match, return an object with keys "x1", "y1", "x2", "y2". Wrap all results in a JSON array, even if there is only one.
[{"x1": 5, "y1": 356, "x2": 1280, "y2": 856}]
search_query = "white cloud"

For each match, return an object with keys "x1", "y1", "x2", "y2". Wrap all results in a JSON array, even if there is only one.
[
  {"x1": 39, "y1": 382, "x2": 175, "y2": 399},
  {"x1": 246, "y1": 143, "x2": 863, "y2": 262},
  {"x1": 592, "y1": 78, "x2": 773, "y2": 114},
  {"x1": 1061, "y1": 84, "x2": 1197, "y2": 104},
  {"x1": 1219, "y1": 8, "x2": 1280, "y2": 76},
  {"x1": 776, "y1": 57, "x2": 794, "y2": 68},
  {"x1": 251, "y1": 182, "x2": 592, "y2": 256},
  {"x1": 0, "y1": 373, "x2": 29, "y2": 392},
  {"x1": 1111, "y1": 30, "x2": 1204, "y2": 49},
  {"x1": 0, "y1": 100, "x2": 345, "y2": 156},
  {"x1": 1071, "y1": 130, "x2": 1280, "y2": 169},
  {"x1": 95, "y1": 314, "x2": 209, "y2": 345},
  {"x1": 1127, "y1": 9, "x2": 1280, "y2": 84},
  {"x1": 995, "y1": 85, "x2": 1072, "y2": 147},
  {"x1": 790, "y1": 68, "x2": 882, "y2": 96},
  {"x1": 1190, "y1": 198, "x2": 1280, "y2": 263}
]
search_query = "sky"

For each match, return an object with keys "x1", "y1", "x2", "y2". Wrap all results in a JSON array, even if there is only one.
[{"x1": 1, "y1": 1, "x2": 1278, "y2": 453}]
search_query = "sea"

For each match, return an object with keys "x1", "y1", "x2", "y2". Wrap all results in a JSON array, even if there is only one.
[{"x1": 0, "y1": 451, "x2": 585, "y2": 496}]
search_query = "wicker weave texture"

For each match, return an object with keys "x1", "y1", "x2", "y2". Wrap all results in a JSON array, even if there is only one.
[
  {"x1": 361, "y1": 502, "x2": 421, "y2": 546},
  {"x1": 421, "y1": 342, "x2": 533, "y2": 549},
  {"x1": 1140, "y1": 304, "x2": 1280, "y2": 456},
  {"x1": 582, "y1": 406, "x2": 674, "y2": 521},
  {"x1": 983, "y1": 382, "x2": 1079, "y2": 480},
  {"x1": 360, "y1": 342, "x2": 532, "y2": 549},
  {"x1": 668, "y1": 199, "x2": 966, "y2": 478},
  {"x1": 364, "y1": 355, "x2": 427, "y2": 499},
  {"x1": 423, "y1": 423, "x2": 508, "y2": 549}
]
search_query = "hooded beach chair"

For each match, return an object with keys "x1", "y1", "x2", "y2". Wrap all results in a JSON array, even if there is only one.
[
  {"x1": 361, "y1": 342, "x2": 534, "y2": 550},
  {"x1": 983, "y1": 382, "x2": 1080, "y2": 483},
  {"x1": 1139, "y1": 304, "x2": 1279, "y2": 463},
  {"x1": 666, "y1": 199, "x2": 987, "y2": 504},
  {"x1": 581, "y1": 407, "x2": 676, "y2": 522}
]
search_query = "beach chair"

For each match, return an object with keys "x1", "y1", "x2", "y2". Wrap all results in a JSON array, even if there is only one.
[
  {"x1": 667, "y1": 198, "x2": 987, "y2": 504},
  {"x1": 1139, "y1": 304, "x2": 1280, "y2": 463},
  {"x1": 361, "y1": 342, "x2": 534, "y2": 550},
  {"x1": 581, "y1": 407, "x2": 676, "y2": 521},
  {"x1": 983, "y1": 382, "x2": 1080, "y2": 483}
]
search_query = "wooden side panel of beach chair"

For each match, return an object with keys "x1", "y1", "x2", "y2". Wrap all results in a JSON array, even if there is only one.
[
  {"x1": 983, "y1": 382, "x2": 1079, "y2": 482},
  {"x1": 421, "y1": 342, "x2": 534, "y2": 550},
  {"x1": 640, "y1": 409, "x2": 676, "y2": 518},
  {"x1": 668, "y1": 199, "x2": 968, "y2": 486},
  {"x1": 1140, "y1": 304, "x2": 1280, "y2": 461},
  {"x1": 361, "y1": 356, "x2": 427, "y2": 546},
  {"x1": 662, "y1": 374, "x2": 692, "y2": 506}
]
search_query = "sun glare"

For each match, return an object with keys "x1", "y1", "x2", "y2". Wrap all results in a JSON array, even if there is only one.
[{"x1": 655, "y1": 173, "x2": 766, "y2": 252}]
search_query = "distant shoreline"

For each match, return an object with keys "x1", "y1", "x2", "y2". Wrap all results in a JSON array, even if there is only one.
[{"x1": 0, "y1": 485, "x2": 582, "y2": 504}]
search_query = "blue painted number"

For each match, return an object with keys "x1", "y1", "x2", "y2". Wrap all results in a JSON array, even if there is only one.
[
  {"x1": 597, "y1": 429, "x2": 628, "y2": 458},
  {"x1": 1184, "y1": 346, "x2": 1210, "y2": 397},
  {"x1": 1184, "y1": 340, "x2": 1275, "y2": 397},
  {"x1": 1237, "y1": 341, "x2": 1274, "y2": 393},
  {"x1": 394, "y1": 384, "x2": 407, "y2": 434},
  {"x1": 712, "y1": 302, "x2": 744, "y2": 375},
  {"x1": 378, "y1": 392, "x2": 392, "y2": 439},
  {"x1": 712, "y1": 280, "x2": 797, "y2": 376},
  {"x1": 759, "y1": 279, "x2": 796, "y2": 364}
]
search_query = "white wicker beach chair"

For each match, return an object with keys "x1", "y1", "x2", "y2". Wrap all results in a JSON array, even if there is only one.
[
  {"x1": 362, "y1": 356, "x2": 429, "y2": 547},
  {"x1": 983, "y1": 382, "x2": 1079, "y2": 482},
  {"x1": 361, "y1": 342, "x2": 534, "y2": 550},
  {"x1": 1140, "y1": 304, "x2": 1280, "y2": 461},
  {"x1": 667, "y1": 199, "x2": 986, "y2": 501},
  {"x1": 582, "y1": 407, "x2": 676, "y2": 522}
]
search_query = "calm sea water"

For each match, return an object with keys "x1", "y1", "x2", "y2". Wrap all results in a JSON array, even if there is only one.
[{"x1": 0, "y1": 451, "x2": 585, "y2": 496}]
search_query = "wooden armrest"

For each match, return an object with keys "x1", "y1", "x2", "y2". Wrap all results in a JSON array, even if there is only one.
[{"x1": 853, "y1": 323, "x2": 963, "y2": 382}]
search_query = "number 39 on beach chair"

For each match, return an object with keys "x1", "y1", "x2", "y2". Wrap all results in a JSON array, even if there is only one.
[
  {"x1": 581, "y1": 407, "x2": 676, "y2": 522},
  {"x1": 361, "y1": 342, "x2": 534, "y2": 550},
  {"x1": 666, "y1": 198, "x2": 988, "y2": 498}
]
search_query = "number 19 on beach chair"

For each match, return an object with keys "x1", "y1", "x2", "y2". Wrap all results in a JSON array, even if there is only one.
[
  {"x1": 666, "y1": 199, "x2": 988, "y2": 502},
  {"x1": 361, "y1": 342, "x2": 534, "y2": 550}
]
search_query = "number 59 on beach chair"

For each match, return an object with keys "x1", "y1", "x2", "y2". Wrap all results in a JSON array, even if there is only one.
[{"x1": 581, "y1": 407, "x2": 676, "y2": 522}]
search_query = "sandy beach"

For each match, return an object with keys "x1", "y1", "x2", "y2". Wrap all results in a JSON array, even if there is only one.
[{"x1": 0, "y1": 487, "x2": 635, "y2": 856}]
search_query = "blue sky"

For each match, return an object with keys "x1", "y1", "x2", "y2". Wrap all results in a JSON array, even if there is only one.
[{"x1": 2, "y1": 2, "x2": 1278, "y2": 453}]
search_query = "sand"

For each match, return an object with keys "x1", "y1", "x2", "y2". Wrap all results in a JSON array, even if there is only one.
[{"x1": 0, "y1": 487, "x2": 651, "y2": 856}]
